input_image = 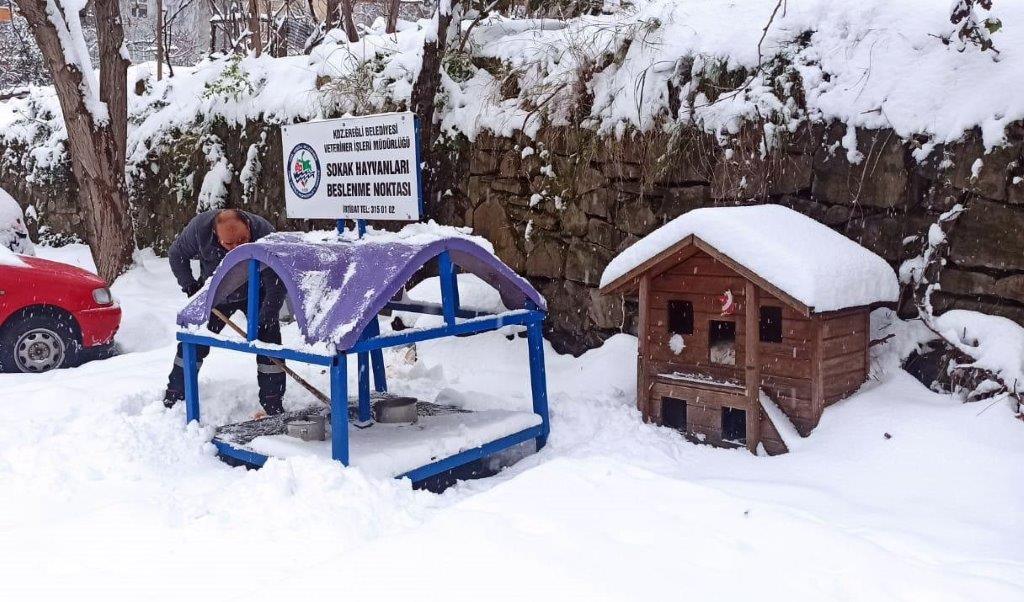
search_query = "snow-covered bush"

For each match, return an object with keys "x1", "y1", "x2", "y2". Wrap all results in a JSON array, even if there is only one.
[
  {"x1": 0, "y1": 188, "x2": 33, "y2": 255},
  {"x1": 871, "y1": 306, "x2": 1024, "y2": 416},
  {"x1": 948, "y1": 0, "x2": 1003, "y2": 54},
  {"x1": 934, "y1": 310, "x2": 1024, "y2": 402}
]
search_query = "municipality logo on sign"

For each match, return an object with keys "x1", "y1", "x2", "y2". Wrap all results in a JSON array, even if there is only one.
[{"x1": 287, "y1": 143, "x2": 321, "y2": 199}]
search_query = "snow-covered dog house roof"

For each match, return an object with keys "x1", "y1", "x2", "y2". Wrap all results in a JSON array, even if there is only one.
[
  {"x1": 177, "y1": 229, "x2": 546, "y2": 351},
  {"x1": 599, "y1": 204, "x2": 899, "y2": 314}
]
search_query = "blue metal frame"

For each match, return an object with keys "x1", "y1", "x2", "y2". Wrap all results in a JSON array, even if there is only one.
[
  {"x1": 330, "y1": 354, "x2": 349, "y2": 464},
  {"x1": 212, "y1": 424, "x2": 545, "y2": 483},
  {"x1": 349, "y1": 310, "x2": 543, "y2": 353},
  {"x1": 365, "y1": 318, "x2": 387, "y2": 393},
  {"x1": 437, "y1": 251, "x2": 460, "y2": 326},
  {"x1": 183, "y1": 341, "x2": 200, "y2": 423},
  {"x1": 357, "y1": 350, "x2": 372, "y2": 423},
  {"x1": 177, "y1": 235, "x2": 551, "y2": 486},
  {"x1": 177, "y1": 331, "x2": 334, "y2": 365},
  {"x1": 398, "y1": 424, "x2": 543, "y2": 482},
  {"x1": 527, "y1": 320, "x2": 550, "y2": 448},
  {"x1": 354, "y1": 316, "x2": 387, "y2": 425},
  {"x1": 213, "y1": 439, "x2": 269, "y2": 467},
  {"x1": 246, "y1": 259, "x2": 260, "y2": 341}
]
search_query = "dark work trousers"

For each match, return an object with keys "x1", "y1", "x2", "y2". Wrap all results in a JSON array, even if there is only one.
[{"x1": 166, "y1": 276, "x2": 287, "y2": 415}]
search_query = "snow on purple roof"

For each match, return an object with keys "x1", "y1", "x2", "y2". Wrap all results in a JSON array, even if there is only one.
[
  {"x1": 177, "y1": 224, "x2": 545, "y2": 351},
  {"x1": 600, "y1": 205, "x2": 899, "y2": 312}
]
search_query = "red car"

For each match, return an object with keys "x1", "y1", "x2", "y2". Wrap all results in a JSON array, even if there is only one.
[{"x1": 0, "y1": 253, "x2": 121, "y2": 372}]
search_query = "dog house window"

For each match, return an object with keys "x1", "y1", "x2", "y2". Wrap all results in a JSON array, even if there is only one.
[
  {"x1": 759, "y1": 306, "x2": 783, "y2": 343},
  {"x1": 668, "y1": 300, "x2": 693, "y2": 335},
  {"x1": 721, "y1": 407, "x2": 747, "y2": 444},
  {"x1": 708, "y1": 320, "x2": 736, "y2": 365},
  {"x1": 661, "y1": 396, "x2": 687, "y2": 432}
]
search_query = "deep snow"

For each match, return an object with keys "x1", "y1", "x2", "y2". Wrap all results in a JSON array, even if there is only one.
[{"x1": 0, "y1": 245, "x2": 1021, "y2": 600}]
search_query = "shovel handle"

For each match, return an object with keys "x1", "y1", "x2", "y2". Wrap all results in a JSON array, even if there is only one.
[{"x1": 210, "y1": 307, "x2": 332, "y2": 406}]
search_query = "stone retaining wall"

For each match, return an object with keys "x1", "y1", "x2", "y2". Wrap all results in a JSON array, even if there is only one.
[
  {"x1": 4, "y1": 120, "x2": 1024, "y2": 355},
  {"x1": 446, "y1": 124, "x2": 1024, "y2": 354}
]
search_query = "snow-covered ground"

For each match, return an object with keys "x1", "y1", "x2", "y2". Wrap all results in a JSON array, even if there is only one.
[{"x1": 0, "y1": 244, "x2": 1022, "y2": 600}]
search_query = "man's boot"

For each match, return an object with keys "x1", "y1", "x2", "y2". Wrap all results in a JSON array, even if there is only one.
[
  {"x1": 164, "y1": 388, "x2": 184, "y2": 409},
  {"x1": 259, "y1": 393, "x2": 285, "y2": 416}
]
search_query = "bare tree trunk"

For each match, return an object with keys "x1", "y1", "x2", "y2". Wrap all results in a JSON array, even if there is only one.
[
  {"x1": 264, "y1": 0, "x2": 274, "y2": 55},
  {"x1": 15, "y1": 0, "x2": 135, "y2": 282},
  {"x1": 249, "y1": 0, "x2": 262, "y2": 56},
  {"x1": 325, "y1": 0, "x2": 338, "y2": 30},
  {"x1": 412, "y1": 2, "x2": 457, "y2": 217},
  {"x1": 164, "y1": 22, "x2": 175, "y2": 77},
  {"x1": 95, "y1": 0, "x2": 130, "y2": 167},
  {"x1": 339, "y1": 0, "x2": 358, "y2": 42},
  {"x1": 156, "y1": 0, "x2": 165, "y2": 80},
  {"x1": 386, "y1": 0, "x2": 400, "y2": 33},
  {"x1": 273, "y1": 0, "x2": 289, "y2": 56}
]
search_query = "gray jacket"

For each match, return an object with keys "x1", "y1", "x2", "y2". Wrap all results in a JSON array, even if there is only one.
[{"x1": 169, "y1": 209, "x2": 275, "y2": 296}]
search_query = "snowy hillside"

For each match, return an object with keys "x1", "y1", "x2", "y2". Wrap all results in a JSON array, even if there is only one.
[
  {"x1": 461, "y1": 0, "x2": 1024, "y2": 148},
  {"x1": 2, "y1": 0, "x2": 1024, "y2": 174},
  {"x1": 0, "y1": 245, "x2": 1021, "y2": 599}
]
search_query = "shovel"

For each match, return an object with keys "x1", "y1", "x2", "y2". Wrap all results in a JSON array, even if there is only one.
[{"x1": 211, "y1": 307, "x2": 331, "y2": 407}]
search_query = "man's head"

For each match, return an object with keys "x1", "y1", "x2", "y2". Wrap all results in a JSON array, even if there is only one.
[{"x1": 215, "y1": 209, "x2": 251, "y2": 251}]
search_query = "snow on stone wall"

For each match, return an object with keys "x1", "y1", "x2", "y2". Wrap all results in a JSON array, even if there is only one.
[{"x1": 4, "y1": 1, "x2": 1024, "y2": 352}]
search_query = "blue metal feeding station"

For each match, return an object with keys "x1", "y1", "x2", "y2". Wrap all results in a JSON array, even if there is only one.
[{"x1": 174, "y1": 113, "x2": 550, "y2": 485}]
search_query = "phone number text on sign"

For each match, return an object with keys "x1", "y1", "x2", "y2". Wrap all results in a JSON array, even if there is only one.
[{"x1": 282, "y1": 112, "x2": 421, "y2": 221}]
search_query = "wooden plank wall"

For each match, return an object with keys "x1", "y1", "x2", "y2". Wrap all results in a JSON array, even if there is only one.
[
  {"x1": 645, "y1": 251, "x2": 818, "y2": 437},
  {"x1": 649, "y1": 380, "x2": 789, "y2": 455},
  {"x1": 817, "y1": 308, "x2": 870, "y2": 411}
]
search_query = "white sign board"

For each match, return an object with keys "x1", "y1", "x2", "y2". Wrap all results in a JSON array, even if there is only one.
[{"x1": 281, "y1": 112, "x2": 421, "y2": 221}]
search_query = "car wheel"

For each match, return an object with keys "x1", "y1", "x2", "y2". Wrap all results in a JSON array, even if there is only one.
[{"x1": 0, "y1": 313, "x2": 78, "y2": 373}]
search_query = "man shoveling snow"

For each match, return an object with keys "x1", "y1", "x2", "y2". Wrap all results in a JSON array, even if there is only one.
[{"x1": 162, "y1": 208, "x2": 288, "y2": 415}]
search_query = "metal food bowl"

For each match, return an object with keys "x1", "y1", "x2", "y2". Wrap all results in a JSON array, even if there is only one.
[
  {"x1": 285, "y1": 416, "x2": 327, "y2": 441},
  {"x1": 374, "y1": 397, "x2": 418, "y2": 424}
]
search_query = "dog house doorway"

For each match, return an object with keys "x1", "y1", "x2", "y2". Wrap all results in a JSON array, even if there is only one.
[
  {"x1": 661, "y1": 396, "x2": 687, "y2": 432},
  {"x1": 721, "y1": 406, "x2": 747, "y2": 444}
]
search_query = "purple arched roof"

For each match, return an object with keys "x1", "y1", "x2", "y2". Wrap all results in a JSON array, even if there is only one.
[{"x1": 177, "y1": 230, "x2": 545, "y2": 352}]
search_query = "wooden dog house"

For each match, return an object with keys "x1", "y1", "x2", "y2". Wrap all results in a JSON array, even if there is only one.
[{"x1": 599, "y1": 205, "x2": 899, "y2": 454}]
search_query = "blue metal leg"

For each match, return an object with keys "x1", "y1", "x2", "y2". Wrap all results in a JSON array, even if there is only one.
[
  {"x1": 365, "y1": 317, "x2": 387, "y2": 392},
  {"x1": 182, "y1": 342, "x2": 200, "y2": 424},
  {"x1": 526, "y1": 319, "x2": 550, "y2": 449},
  {"x1": 330, "y1": 354, "x2": 349, "y2": 465},
  {"x1": 357, "y1": 351, "x2": 372, "y2": 423},
  {"x1": 438, "y1": 251, "x2": 459, "y2": 326},
  {"x1": 370, "y1": 350, "x2": 387, "y2": 392},
  {"x1": 246, "y1": 259, "x2": 260, "y2": 341}
]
